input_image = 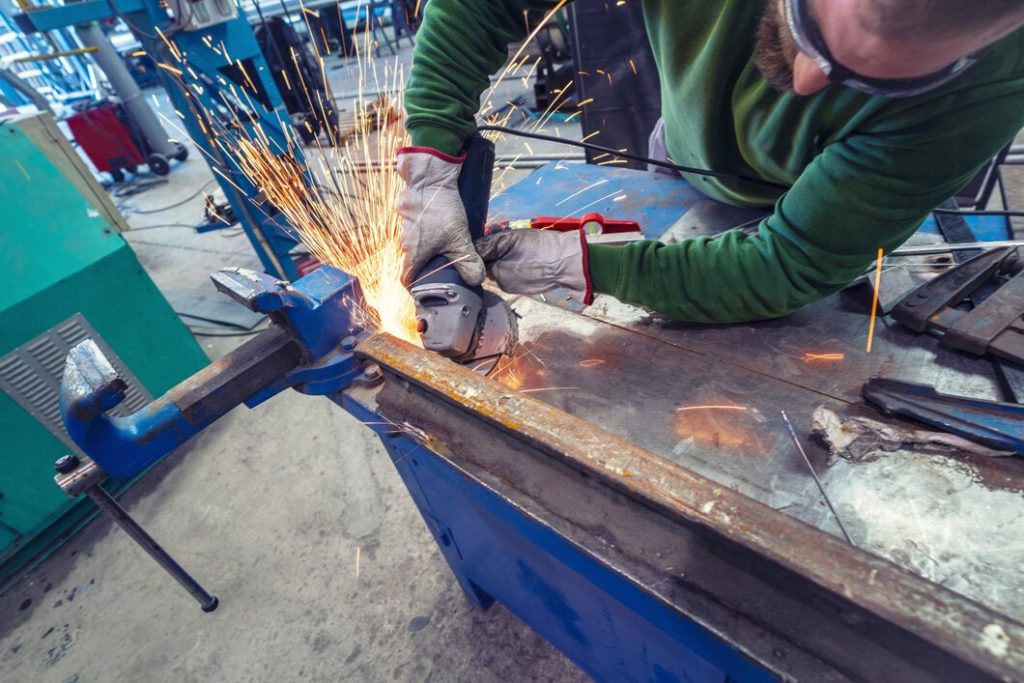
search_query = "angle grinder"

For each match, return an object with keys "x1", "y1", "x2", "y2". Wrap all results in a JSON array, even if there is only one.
[{"x1": 409, "y1": 134, "x2": 517, "y2": 374}]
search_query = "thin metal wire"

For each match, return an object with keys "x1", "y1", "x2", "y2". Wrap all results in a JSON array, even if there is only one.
[{"x1": 780, "y1": 410, "x2": 855, "y2": 546}]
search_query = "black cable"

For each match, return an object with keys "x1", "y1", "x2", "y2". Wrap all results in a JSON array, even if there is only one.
[
  {"x1": 476, "y1": 124, "x2": 790, "y2": 191},
  {"x1": 121, "y1": 179, "x2": 217, "y2": 214},
  {"x1": 189, "y1": 327, "x2": 267, "y2": 337},
  {"x1": 122, "y1": 222, "x2": 198, "y2": 231},
  {"x1": 932, "y1": 208, "x2": 1024, "y2": 218},
  {"x1": 113, "y1": 176, "x2": 169, "y2": 197},
  {"x1": 188, "y1": 320, "x2": 270, "y2": 337},
  {"x1": 479, "y1": 125, "x2": 1024, "y2": 221}
]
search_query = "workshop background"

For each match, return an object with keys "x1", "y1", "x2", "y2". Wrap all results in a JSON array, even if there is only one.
[{"x1": 1, "y1": 0, "x2": 1023, "y2": 681}]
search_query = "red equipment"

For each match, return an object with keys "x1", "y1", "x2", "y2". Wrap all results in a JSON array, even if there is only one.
[
  {"x1": 484, "y1": 212, "x2": 643, "y2": 243},
  {"x1": 526, "y1": 212, "x2": 641, "y2": 235},
  {"x1": 66, "y1": 102, "x2": 145, "y2": 182}
]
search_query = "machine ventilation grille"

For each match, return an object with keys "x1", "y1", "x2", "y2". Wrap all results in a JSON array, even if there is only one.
[{"x1": 0, "y1": 314, "x2": 152, "y2": 454}]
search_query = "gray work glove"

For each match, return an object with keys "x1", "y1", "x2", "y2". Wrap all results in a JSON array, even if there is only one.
[
  {"x1": 474, "y1": 228, "x2": 594, "y2": 305},
  {"x1": 396, "y1": 147, "x2": 486, "y2": 286}
]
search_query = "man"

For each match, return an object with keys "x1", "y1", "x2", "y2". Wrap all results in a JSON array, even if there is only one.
[{"x1": 397, "y1": 0, "x2": 1024, "y2": 323}]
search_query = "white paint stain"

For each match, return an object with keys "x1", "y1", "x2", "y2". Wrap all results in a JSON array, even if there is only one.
[
  {"x1": 583, "y1": 294, "x2": 651, "y2": 327},
  {"x1": 980, "y1": 623, "x2": 1009, "y2": 658}
]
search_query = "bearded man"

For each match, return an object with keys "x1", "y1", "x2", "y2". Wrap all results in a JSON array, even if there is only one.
[{"x1": 397, "y1": 0, "x2": 1024, "y2": 322}]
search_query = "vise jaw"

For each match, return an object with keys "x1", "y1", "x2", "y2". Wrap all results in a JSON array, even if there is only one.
[{"x1": 59, "y1": 265, "x2": 373, "y2": 481}]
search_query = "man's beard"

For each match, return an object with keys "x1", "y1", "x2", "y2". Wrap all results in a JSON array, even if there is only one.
[{"x1": 755, "y1": 2, "x2": 796, "y2": 91}]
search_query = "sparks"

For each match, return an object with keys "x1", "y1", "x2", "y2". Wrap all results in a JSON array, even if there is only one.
[
  {"x1": 866, "y1": 247, "x2": 885, "y2": 354},
  {"x1": 802, "y1": 352, "x2": 845, "y2": 362},
  {"x1": 676, "y1": 405, "x2": 749, "y2": 412},
  {"x1": 211, "y1": 29, "x2": 420, "y2": 342},
  {"x1": 156, "y1": 63, "x2": 183, "y2": 76},
  {"x1": 153, "y1": 9, "x2": 590, "y2": 345}
]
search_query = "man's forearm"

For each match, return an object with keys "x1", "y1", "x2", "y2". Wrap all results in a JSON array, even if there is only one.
[
  {"x1": 405, "y1": 0, "x2": 564, "y2": 154},
  {"x1": 585, "y1": 231, "x2": 883, "y2": 323}
]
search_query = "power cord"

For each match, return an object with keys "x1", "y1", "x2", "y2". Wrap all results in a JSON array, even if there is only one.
[
  {"x1": 188, "y1": 320, "x2": 271, "y2": 337},
  {"x1": 476, "y1": 124, "x2": 789, "y2": 191},
  {"x1": 933, "y1": 207, "x2": 1024, "y2": 218},
  {"x1": 113, "y1": 175, "x2": 169, "y2": 198},
  {"x1": 119, "y1": 178, "x2": 217, "y2": 215},
  {"x1": 122, "y1": 222, "x2": 198, "y2": 231}
]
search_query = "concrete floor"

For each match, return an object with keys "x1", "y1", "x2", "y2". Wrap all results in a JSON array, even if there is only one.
[{"x1": 0, "y1": 37, "x2": 589, "y2": 683}]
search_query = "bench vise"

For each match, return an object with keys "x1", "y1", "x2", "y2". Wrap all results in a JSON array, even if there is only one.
[
  {"x1": 61, "y1": 265, "x2": 373, "y2": 481},
  {"x1": 54, "y1": 265, "x2": 379, "y2": 608}
]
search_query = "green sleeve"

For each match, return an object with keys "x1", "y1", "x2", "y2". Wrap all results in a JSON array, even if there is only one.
[
  {"x1": 404, "y1": 0, "x2": 562, "y2": 155},
  {"x1": 588, "y1": 91, "x2": 1024, "y2": 323}
]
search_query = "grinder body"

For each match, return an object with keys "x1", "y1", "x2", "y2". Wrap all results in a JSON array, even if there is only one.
[{"x1": 411, "y1": 135, "x2": 515, "y2": 369}]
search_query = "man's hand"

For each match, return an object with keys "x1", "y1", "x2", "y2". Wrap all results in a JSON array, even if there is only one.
[
  {"x1": 474, "y1": 228, "x2": 593, "y2": 304},
  {"x1": 396, "y1": 147, "x2": 486, "y2": 287}
]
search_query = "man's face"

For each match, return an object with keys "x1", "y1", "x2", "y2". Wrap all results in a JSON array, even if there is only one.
[{"x1": 755, "y1": 0, "x2": 1024, "y2": 96}]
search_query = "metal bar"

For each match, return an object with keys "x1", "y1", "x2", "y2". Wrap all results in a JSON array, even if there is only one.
[
  {"x1": 891, "y1": 239, "x2": 1024, "y2": 256},
  {"x1": 864, "y1": 378, "x2": 1024, "y2": 454},
  {"x1": 13, "y1": 46, "x2": 98, "y2": 63},
  {"x1": 356, "y1": 333, "x2": 1024, "y2": 681},
  {"x1": 934, "y1": 199, "x2": 981, "y2": 262},
  {"x1": 85, "y1": 485, "x2": 219, "y2": 612}
]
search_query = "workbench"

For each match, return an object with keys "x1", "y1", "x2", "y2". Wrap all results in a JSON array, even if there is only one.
[{"x1": 349, "y1": 163, "x2": 1024, "y2": 680}]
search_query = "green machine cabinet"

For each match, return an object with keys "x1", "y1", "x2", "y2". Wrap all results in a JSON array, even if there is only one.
[{"x1": 0, "y1": 113, "x2": 209, "y2": 588}]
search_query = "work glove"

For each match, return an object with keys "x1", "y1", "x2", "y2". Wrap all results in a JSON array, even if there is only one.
[
  {"x1": 396, "y1": 147, "x2": 486, "y2": 287},
  {"x1": 474, "y1": 228, "x2": 594, "y2": 305}
]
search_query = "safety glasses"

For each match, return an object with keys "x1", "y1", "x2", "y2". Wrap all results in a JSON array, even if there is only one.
[{"x1": 782, "y1": 0, "x2": 983, "y2": 97}]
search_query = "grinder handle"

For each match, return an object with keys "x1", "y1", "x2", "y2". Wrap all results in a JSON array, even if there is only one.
[{"x1": 416, "y1": 134, "x2": 495, "y2": 287}]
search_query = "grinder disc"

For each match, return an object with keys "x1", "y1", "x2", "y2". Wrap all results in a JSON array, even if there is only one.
[{"x1": 464, "y1": 291, "x2": 518, "y2": 375}]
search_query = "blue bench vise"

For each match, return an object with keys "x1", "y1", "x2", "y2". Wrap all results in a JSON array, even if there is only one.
[
  {"x1": 54, "y1": 265, "x2": 378, "y2": 609},
  {"x1": 60, "y1": 265, "x2": 373, "y2": 481}
]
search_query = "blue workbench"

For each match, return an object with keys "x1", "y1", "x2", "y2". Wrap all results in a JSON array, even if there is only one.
[{"x1": 349, "y1": 163, "x2": 1023, "y2": 681}]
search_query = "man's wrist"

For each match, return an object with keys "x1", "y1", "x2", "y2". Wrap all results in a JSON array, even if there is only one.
[
  {"x1": 407, "y1": 125, "x2": 466, "y2": 157},
  {"x1": 586, "y1": 243, "x2": 625, "y2": 299},
  {"x1": 396, "y1": 146, "x2": 467, "y2": 164}
]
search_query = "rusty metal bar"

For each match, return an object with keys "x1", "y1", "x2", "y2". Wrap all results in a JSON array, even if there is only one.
[{"x1": 357, "y1": 333, "x2": 1024, "y2": 681}]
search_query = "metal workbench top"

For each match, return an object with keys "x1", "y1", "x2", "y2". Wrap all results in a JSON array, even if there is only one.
[{"x1": 486, "y1": 161, "x2": 1024, "y2": 623}]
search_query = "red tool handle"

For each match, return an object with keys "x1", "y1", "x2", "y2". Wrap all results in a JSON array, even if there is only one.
[{"x1": 530, "y1": 212, "x2": 640, "y2": 234}]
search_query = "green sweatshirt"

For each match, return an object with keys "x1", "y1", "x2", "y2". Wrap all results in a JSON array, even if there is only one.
[{"x1": 405, "y1": 0, "x2": 1024, "y2": 323}]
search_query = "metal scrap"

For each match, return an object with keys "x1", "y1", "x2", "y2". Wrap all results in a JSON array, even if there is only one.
[{"x1": 810, "y1": 406, "x2": 1013, "y2": 464}]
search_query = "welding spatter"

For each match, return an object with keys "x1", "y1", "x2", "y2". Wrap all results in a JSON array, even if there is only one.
[{"x1": 409, "y1": 134, "x2": 517, "y2": 375}]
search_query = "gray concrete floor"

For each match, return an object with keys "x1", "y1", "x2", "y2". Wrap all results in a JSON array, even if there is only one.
[{"x1": 0, "y1": 36, "x2": 590, "y2": 683}]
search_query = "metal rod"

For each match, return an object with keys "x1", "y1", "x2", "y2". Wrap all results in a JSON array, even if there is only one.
[
  {"x1": 780, "y1": 410, "x2": 855, "y2": 546},
  {"x1": 13, "y1": 46, "x2": 98, "y2": 63},
  {"x1": 86, "y1": 486, "x2": 219, "y2": 612},
  {"x1": 891, "y1": 239, "x2": 1024, "y2": 256}
]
